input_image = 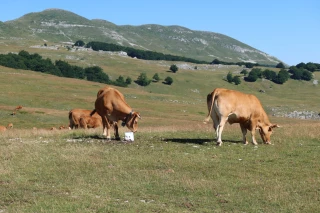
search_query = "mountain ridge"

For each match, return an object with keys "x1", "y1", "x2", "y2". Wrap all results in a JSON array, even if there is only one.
[{"x1": 1, "y1": 8, "x2": 281, "y2": 65}]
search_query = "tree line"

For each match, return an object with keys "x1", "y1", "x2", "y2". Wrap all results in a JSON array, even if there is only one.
[
  {"x1": 85, "y1": 41, "x2": 209, "y2": 64},
  {"x1": 79, "y1": 40, "x2": 281, "y2": 69},
  {"x1": 0, "y1": 50, "x2": 132, "y2": 87},
  {"x1": 0, "y1": 50, "x2": 176, "y2": 87},
  {"x1": 226, "y1": 61, "x2": 319, "y2": 85},
  {"x1": 78, "y1": 40, "x2": 320, "y2": 72},
  {"x1": 211, "y1": 58, "x2": 261, "y2": 68}
]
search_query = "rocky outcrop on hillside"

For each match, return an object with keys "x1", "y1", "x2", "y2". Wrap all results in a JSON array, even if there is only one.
[{"x1": 271, "y1": 108, "x2": 320, "y2": 120}]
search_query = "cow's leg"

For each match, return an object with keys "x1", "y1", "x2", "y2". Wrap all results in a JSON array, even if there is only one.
[
  {"x1": 211, "y1": 110, "x2": 219, "y2": 141},
  {"x1": 113, "y1": 122, "x2": 120, "y2": 140},
  {"x1": 102, "y1": 119, "x2": 107, "y2": 136},
  {"x1": 250, "y1": 129, "x2": 258, "y2": 145},
  {"x1": 101, "y1": 116, "x2": 111, "y2": 140},
  {"x1": 216, "y1": 116, "x2": 228, "y2": 146},
  {"x1": 240, "y1": 123, "x2": 249, "y2": 145}
]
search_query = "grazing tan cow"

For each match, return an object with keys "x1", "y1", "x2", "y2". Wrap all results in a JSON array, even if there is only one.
[
  {"x1": 0, "y1": 123, "x2": 13, "y2": 132},
  {"x1": 79, "y1": 115, "x2": 102, "y2": 129},
  {"x1": 204, "y1": 88, "x2": 279, "y2": 146},
  {"x1": 68, "y1": 109, "x2": 101, "y2": 129},
  {"x1": 90, "y1": 86, "x2": 141, "y2": 140}
]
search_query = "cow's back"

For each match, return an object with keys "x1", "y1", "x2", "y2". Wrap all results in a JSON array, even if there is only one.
[
  {"x1": 213, "y1": 88, "x2": 267, "y2": 124},
  {"x1": 95, "y1": 88, "x2": 126, "y2": 112},
  {"x1": 94, "y1": 87, "x2": 131, "y2": 122}
]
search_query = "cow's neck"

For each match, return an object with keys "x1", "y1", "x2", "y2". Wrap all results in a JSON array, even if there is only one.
[
  {"x1": 114, "y1": 104, "x2": 133, "y2": 120},
  {"x1": 258, "y1": 110, "x2": 271, "y2": 126},
  {"x1": 121, "y1": 110, "x2": 134, "y2": 127}
]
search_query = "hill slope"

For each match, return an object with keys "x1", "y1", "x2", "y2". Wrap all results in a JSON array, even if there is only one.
[{"x1": 1, "y1": 8, "x2": 281, "y2": 65}]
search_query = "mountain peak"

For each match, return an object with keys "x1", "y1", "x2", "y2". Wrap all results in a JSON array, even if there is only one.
[{"x1": 1, "y1": 8, "x2": 282, "y2": 65}]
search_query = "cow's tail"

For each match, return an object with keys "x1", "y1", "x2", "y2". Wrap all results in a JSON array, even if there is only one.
[
  {"x1": 68, "y1": 110, "x2": 73, "y2": 120},
  {"x1": 68, "y1": 110, "x2": 73, "y2": 127},
  {"x1": 203, "y1": 89, "x2": 217, "y2": 124},
  {"x1": 90, "y1": 109, "x2": 96, "y2": 117}
]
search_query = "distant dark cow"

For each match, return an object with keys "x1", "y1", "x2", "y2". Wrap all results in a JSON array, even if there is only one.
[
  {"x1": 68, "y1": 109, "x2": 101, "y2": 129},
  {"x1": 204, "y1": 88, "x2": 279, "y2": 146},
  {"x1": 90, "y1": 86, "x2": 141, "y2": 140}
]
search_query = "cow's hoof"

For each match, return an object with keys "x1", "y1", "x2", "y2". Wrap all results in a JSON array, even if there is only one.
[
  {"x1": 216, "y1": 142, "x2": 222, "y2": 146},
  {"x1": 115, "y1": 136, "x2": 121, "y2": 141}
]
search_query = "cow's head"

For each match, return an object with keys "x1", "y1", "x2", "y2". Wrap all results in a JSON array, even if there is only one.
[
  {"x1": 257, "y1": 124, "x2": 280, "y2": 144},
  {"x1": 125, "y1": 112, "x2": 141, "y2": 132}
]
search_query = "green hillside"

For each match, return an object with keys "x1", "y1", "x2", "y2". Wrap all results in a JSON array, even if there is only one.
[
  {"x1": 1, "y1": 8, "x2": 281, "y2": 65},
  {"x1": 0, "y1": 42, "x2": 319, "y2": 129}
]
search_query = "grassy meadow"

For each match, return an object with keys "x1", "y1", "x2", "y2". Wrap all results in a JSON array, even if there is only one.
[{"x1": 0, "y1": 41, "x2": 320, "y2": 212}]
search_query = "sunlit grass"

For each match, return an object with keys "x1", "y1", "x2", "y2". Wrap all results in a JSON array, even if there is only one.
[{"x1": 1, "y1": 120, "x2": 319, "y2": 212}]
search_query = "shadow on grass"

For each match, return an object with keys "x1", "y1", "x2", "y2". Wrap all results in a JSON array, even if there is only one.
[
  {"x1": 71, "y1": 134, "x2": 121, "y2": 141},
  {"x1": 164, "y1": 138, "x2": 242, "y2": 145}
]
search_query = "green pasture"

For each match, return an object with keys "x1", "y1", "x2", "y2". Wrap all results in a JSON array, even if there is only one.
[{"x1": 0, "y1": 41, "x2": 319, "y2": 212}]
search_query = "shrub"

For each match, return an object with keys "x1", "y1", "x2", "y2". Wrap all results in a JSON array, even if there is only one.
[
  {"x1": 240, "y1": 69, "x2": 248, "y2": 76},
  {"x1": 170, "y1": 64, "x2": 178, "y2": 73},
  {"x1": 263, "y1": 69, "x2": 277, "y2": 80},
  {"x1": 226, "y1": 72, "x2": 233, "y2": 83},
  {"x1": 233, "y1": 76, "x2": 241, "y2": 85},
  {"x1": 164, "y1": 76, "x2": 173, "y2": 85},
  {"x1": 135, "y1": 73, "x2": 152, "y2": 86},
  {"x1": 125, "y1": 77, "x2": 132, "y2": 85},
  {"x1": 152, "y1": 73, "x2": 160, "y2": 82},
  {"x1": 276, "y1": 62, "x2": 285, "y2": 68},
  {"x1": 74, "y1": 40, "x2": 85, "y2": 47}
]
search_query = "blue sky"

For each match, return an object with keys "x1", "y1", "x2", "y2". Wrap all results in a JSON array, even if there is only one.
[{"x1": 1, "y1": 0, "x2": 319, "y2": 65}]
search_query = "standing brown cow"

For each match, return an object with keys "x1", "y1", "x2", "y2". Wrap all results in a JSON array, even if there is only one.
[
  {"x1": 204, "y1": 88, "x2": 279, "y2": 146},
  {"x1": 90, "y1": 86, "x2": 141, "y2": 140}
]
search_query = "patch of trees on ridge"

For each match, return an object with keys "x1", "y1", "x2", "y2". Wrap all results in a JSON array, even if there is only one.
[
  {"x1": 0, "y1": 50, "x2": 132, "y2": 87},
  {"x1": 211, "y1": 58, "x2": 260, "y2": 68},
  {"x1": 85, "y1": 41, "x2": 209, "y2": 64},
  {"x1": 81, "y1": 40, "x2": 273, "y2": 68},
  {"x1": 226, "y1": 62, "x2": 319, "y2": 85}
]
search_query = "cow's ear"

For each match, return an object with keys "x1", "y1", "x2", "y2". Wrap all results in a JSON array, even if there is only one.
[
  {"x1": 135, "y1": 112, "x2": 141, "y2": 119},
  {"x1": 271, "y1": 124, "x2": 280, "y2": 128},
  {"x1": 269, "y1": 124, "x2": 280, "y2": 131}
]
